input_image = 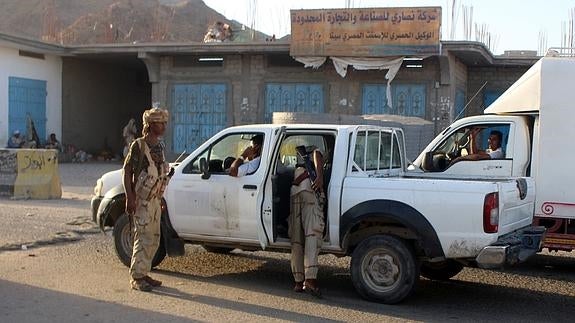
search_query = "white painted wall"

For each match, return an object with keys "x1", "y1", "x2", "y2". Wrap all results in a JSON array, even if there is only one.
[{"x1": 0, "y1": 45, "x2": 62, "y2": 147}]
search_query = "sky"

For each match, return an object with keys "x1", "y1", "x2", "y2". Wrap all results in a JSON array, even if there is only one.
[{"x1": 203, "y1": 0, "x2": 575, "y2": 55}]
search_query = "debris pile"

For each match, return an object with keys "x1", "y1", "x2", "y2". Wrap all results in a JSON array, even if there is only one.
[{"x1": 203, "y1": 21, "x2": 232, "y2": 42}]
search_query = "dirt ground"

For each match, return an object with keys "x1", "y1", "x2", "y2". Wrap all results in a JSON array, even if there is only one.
[{"x1": 0, "y1": 161, "x2": 574, "y2": 322}]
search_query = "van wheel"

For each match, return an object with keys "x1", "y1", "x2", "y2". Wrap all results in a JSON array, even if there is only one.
[
  {"x1": 350, "y1": 235, "x2": 419, "y2": 304},
  {"x1": 203, "y1": 245, "x2": 235, "y2": 254},
  {"x1": 113, "y1": 213, "x2": 166, "y2": 268},
  {"x1": 420, "y1": 260, "x2": 464, "y2": 280}
]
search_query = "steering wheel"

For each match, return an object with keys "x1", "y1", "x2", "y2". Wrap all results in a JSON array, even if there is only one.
[
  {"x1": 448, "y1": 135, "x2": 470, "y2": 160},
  {"x1": 457, "y1": 136, "x2": 470, "y2": 150},
  {"x1": 429, "y1": 152, "x2": 451, "y2": 171}
]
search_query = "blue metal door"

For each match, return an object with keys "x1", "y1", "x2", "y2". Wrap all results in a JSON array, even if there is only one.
[
  {"x1": 362, "y1": 84, "x2": 388, "y2": 114},
  {"x1": 454, "y1": 89, "x2": 466, "y2": 119},
  {"x1": 265, "y1": 83, "x2": 324, "y2": 122},
  {"x1": 172, "y1": 83, "x2": 227, "y2": 153},
  {"x1": 483, "y1": 90, "x2": 503, "y2": 109},
  {"x1": 362, "y1": 84, "x2": 426, "y2": 117},
  {"x1": 8, "y1": 77, "x2": 47, "y2": 143}
]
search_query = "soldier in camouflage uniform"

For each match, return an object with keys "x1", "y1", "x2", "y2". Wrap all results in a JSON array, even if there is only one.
[
  {"x1": 289, "y1": 147, "x2": 325, "y2": 297},
  {"x1": 123, "y1": 108, "x2": 170, "y2": 292}
]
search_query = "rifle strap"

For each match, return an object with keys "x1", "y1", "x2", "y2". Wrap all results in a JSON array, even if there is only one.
[
  {"x1": 135, "y1": 138, "x2": 145, "y2": 181},
  {"x1": 292, "y1": 171, "x2": 310, "y2": 186},
  {"x1": 129, "y1": 138, "x2": 146, "y2": 242}
]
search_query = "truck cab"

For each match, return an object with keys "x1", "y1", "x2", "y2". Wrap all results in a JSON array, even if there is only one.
[
  {"x1": 412, "y1": 115, "x2": 532, "y2": 179},
  {"x1": 413, "y1": 54, "x2": 575, "y2": 251}
]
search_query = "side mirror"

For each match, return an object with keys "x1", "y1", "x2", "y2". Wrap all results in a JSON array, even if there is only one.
[
  {"x1": 422, "y1": 151, "x2": 434, "y2": 171},
  {"x1": 199, "y1": 157, "x2": 211, "y2": 180}
]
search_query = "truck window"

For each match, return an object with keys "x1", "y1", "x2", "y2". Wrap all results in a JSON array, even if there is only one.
[
  {"x1": 182, "y1": 132, "x2": 264, "y2": 174},
  {"x1": 425, "y1": 124, "x2": 510, "y2": 172},
  {"x1": 353, "y1": 130, "x2": 401, "y2": 174},
  {"x1": 277, "y1": 135, "x2": 326, "y2": 169}
]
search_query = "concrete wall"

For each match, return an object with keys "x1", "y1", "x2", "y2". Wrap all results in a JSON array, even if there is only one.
[
  {"x1": 466, "y1": 66, "x2": 530, "y2": 116},
  {"x1": 150, "y1": 51, "x2": 532, "y2": 157},
  {"x1": 62, "y1": 57, "x2": 150, "y2": 156},
  {"x1": 453, "y1": 56, "x2": 468, "y2": 118},
  {"x1": 156, "y1": 53, "x2": 441, "y2": 156},
  {"x1": 0, "y1": 46, "x2": 62, "y2": 147}
]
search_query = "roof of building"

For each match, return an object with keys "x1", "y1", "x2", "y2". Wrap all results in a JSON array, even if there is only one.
[{"x1": 0, "y1": 31, "x2": 540, "y2": 67}]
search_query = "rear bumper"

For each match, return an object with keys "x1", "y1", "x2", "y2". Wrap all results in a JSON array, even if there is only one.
[{"x1": 476, "y1": 226, "x2": 546, "y2": 269}]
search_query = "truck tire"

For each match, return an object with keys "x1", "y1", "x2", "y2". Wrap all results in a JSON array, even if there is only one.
[
  {"x1": 113, "y1": 213, "x2": 166, "y2": 268},
  {"x1": 420, "y1": 260, "x2": 464, "y2": 281},
  {"x1": 203, "y1": 245, "x2": 235, "y2": 254},
  {"x1": 350, "y1": 235, "x2": 419, "y2": 304}
]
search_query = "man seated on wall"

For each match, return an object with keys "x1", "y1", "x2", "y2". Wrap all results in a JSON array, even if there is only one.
[
  {"x1": 229, "y1": 134, "x2": 263, "y2": 177},
  {"x1": 6, "y1": 130, "x2": 25, "y2": 148},
  {"x1": 45, "y1": 133, "x2": 62, "y2": 151}
]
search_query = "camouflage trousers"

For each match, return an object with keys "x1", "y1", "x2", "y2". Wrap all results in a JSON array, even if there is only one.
[
  {"x1": 289, "y1": 190, "x2": 325, "y2": 282},
  {"x1": 129, "y1": 197, "x2": 161, "y2": 281}
]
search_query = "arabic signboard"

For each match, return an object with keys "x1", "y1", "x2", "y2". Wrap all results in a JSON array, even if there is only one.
[{"x1": 290, "y1": 7, "x2": 441, "y2": 57}]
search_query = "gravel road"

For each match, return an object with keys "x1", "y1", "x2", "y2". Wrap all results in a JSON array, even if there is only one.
[{"x1": 0, "y1": 162, "x2": 574, "y2": 322}]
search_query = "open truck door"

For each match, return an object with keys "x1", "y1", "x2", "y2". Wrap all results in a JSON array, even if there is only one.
[{"x1": 258, "y1": 126, "x2": 286, "y2": 249}]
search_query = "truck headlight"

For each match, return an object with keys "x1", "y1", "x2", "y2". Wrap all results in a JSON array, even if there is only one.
[{"x1": 94, "y1": 178, "x2": 103, "y2": 196}]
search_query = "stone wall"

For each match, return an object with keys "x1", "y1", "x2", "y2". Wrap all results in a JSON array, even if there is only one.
[{"x1": 466, "y1": 66, "x2": 530, "y2": 116}]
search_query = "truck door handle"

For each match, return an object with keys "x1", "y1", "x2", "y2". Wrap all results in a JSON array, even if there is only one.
[{"x1": 243, "y1": 185, "x2": 257, "y2": 190}]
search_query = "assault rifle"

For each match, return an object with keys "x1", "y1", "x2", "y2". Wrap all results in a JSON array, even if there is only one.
[{"x1": 295, "y1": 145, "x2": 321, "y2": 200}]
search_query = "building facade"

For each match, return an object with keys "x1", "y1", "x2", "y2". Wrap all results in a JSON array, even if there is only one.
[
  {"x1": 0, "y1": 34, "x2": 63, "y2": 147},
  {"x1": 1, "y1": 32, "x2": 539, "y2": 158}
]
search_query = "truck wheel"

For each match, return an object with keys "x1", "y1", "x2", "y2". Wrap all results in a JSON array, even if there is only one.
[
  {"x1": 203, "y1": 245, "x2": 235, "y2": 254},
  {"x1": 350, "y1": 235, "x2": 419, "y2": 304},
  {"x1": 113, "y1": 213, "x2": 166, "y2": 268},
  {"x1": 420, "y1": 260, "x2": 464, "y2": 281}
]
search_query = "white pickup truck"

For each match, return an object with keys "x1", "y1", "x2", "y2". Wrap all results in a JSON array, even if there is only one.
[{"x1": 93, "y1": 124, "x2": 544, "y2": 303}]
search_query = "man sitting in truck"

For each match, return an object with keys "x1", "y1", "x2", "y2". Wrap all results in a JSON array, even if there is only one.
[
  {"x1": 229, "y1": 134, "x2": 263, "y2": 177},
  {"x1": 452, "y1": 129, "x2": 504, "y2": 163}
]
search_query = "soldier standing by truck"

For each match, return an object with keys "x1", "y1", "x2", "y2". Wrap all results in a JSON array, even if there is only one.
[
  {"x1": 123, "y1": 107, "x2": 170, "y2": 292},
  {"x1": 289, "y1": 145, "x2": 325, "y2": 297}
]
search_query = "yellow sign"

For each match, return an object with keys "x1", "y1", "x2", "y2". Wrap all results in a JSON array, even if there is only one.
[
  {"x1": 14, "y1": 149, "x2": 62, "y2": 199},
  {"x1": 290, "y1": 7, "x2": 441, "y2": 57}
]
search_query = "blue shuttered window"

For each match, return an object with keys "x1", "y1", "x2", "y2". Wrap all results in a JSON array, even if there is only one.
[
  {"x1": 265, "y1": 83, "x2": 324, "y2": 122},
  {"x1": 172, "y1": 84, "x2": 227, "y2": 153},
  {"x1": 362, "y1": 84, "x2": 426, "y2": 117}
]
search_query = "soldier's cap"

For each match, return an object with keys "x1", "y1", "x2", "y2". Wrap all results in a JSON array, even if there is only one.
[
  {"x1": 13, "y1": 130, "x2": 20, "y2": 135},
  {"x1": 143, "y1": 108, "x2": 169, "y2": 124}
]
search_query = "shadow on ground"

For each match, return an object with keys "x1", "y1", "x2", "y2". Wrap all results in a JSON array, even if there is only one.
[
  {"x1": 0, "y1": 279, "x2": 197, "y2": 323},
  {"x1": 154, "y1": 249, "x2": 575, "y2": 322}
]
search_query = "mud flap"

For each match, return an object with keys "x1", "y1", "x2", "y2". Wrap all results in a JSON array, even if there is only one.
[{"x1": 160, "y1": 206, "x2": 185, "y2": 257}]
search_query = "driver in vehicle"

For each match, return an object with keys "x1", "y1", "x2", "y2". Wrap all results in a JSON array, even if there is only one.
[
  {"x1": 229, "y1": 134, "x2": 263, "y2": 177},
  {"x1": 452, "y1": 129, "x2": 504, "y2": 163}
]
